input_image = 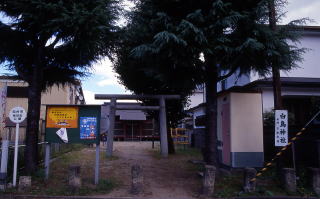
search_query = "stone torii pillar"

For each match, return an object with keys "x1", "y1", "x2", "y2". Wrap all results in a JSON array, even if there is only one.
[{"x1": 95, "y1": 94, "x2": 180, "y2": 157}]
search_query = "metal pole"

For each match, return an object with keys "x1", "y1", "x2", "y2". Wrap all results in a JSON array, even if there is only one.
[
  {"x1": 95, "y1": 143, "x2": 100, "y2": 185},
  {"x1": 152, "y1": 119, "x2": 155, "y2": 149},
  {"x1": 0, "y1": 140, "x2": 9, "y2": 189},
  {"x1": 44, "y1": 143, "x2": 51, "y2": 180},
  {"x1": 107, "y1": 98, "x2": 116, "y2": 157},
  {"x1": 13, "y1": 123, "x2": 19, "y2": 187},
  {"x1": 131, "y1": 121, "x2": 133, "y2": 141},
  {"x1": 317, "y1": 140, "x2": 320, "y2": 167},
  {"x1": 159, "y1": 96, "x2": 168, "y2": 157},
  {"x1": 0, "y1": 140, "x2": 9, "y2": 174},
  {"x1": 292, "y1": 141, "x2": 296, "y2": 172}
]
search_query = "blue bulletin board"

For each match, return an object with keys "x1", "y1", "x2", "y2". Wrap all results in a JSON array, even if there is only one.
[{"x1": 80, "y1": 117, "x2": 97, "y2": 140}]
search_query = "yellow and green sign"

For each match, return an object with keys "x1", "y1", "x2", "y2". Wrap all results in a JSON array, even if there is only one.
[
  {"x1": 46, "y1": 106, "x2": 79, "y2": 128},
  {"x1": 45, "y1": 105, "x2": 101, "y2": 144}
]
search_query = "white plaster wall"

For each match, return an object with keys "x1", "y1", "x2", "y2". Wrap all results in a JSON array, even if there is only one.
[
  {"x1": 261, "y1": 89, "x2": 275, "y2": 112},
  {"x1": 218, "y1": 70, "x2": 251, "y2": 91},
  {"x1": 282, "y1": 34, "x2": 320, "y2": 78},
  {"x1": 261, "y1": 87, "x2": 320, "y2": 112},
  {"x1": 251, "y1": 33, "x2": 320, "y2": 81},
  {"x1": 230, "y1": 93, "x2": 264, "y2": 152}
]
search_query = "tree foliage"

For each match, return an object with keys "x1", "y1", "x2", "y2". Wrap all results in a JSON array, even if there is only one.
[
  {"x1": 0, "y1": 0, "x2": 119, "y2": 86},
  {"x1": 0, "y1": 0, "x2": 120, "y2": 173},
  {"x1": 114, "y1": 0, "x2": 306, "y2": 165}
]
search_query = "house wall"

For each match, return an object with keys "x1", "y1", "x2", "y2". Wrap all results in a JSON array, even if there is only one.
[
  {"x1": 251, "y1": 32, "x2": 320, "y2": 81},
  {"x1": 193, "y1": 106, "x2": 205, "y2": 129},
  {"x1": 0, "y1": 79, "x2": 84, "y2": 141},
  {"x1": 217, "y1": 32, "x2": 320, "y2": 114},
  {"x1": 261, "y1": 87, "x2": 320, "y2": 112},
  {"x1": 217, "y1": 71, "x2": 251, "y2": 92},
  {"x1": 219, "y1": 31, "x2": 320, "y2": 95},
  {"x1": 229, "y1": 92, "x2": 264, "y2": 167}
]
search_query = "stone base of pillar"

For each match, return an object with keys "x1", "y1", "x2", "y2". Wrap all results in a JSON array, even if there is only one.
[
  {"x1": 131, "y1": 164, "x2": 143, "y2": 194},
  {"x1": 282, "y1": 168, "x2": 296, "y2": 193},
  {"x1": 68, "y1": 165, "x2": 81, "y2": 190},
  {"x1": 202, "y1": 165, "x2": 216, "y2": 196},
  {"x1": 308, "y1": 167, "x2": 320, "y2": 196},
  {"x1": 243, "y1": 168, "x2": 257, "y2": 192},
  {"x1": 18, "y1": 176, "x2": 31, "y2": 192}
]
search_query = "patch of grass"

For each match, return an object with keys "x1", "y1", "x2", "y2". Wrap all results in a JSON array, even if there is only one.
[
  {"x1": 214, "y1": 174, "x2": 243, "y2": 198},
  {"x1": 100, "y1": 153, "x2": 119, "y2": 161},
  {"x1": 27, "y1": 178, "x2": 117, "y2": 196},
  {"x1": 32, "y1": 169, "x2": 46, "y2": 181},
  {"x1": 149, "y1": 146, "x2": 201, "y2": 160},
  {"x1": 175, "y1": 146, "x2": 201, "y2": 158},
  {"x1": 296, "y1": 167, "x2": 317, "y2": 197},
  {"x1": 96, "y1": 179, "x2": 117, "y2": 192},
  {"x1": 3, "y1": 145, "x2": 118, "y2": 196},
  {"x1": 211, "y1": 166, "x2": 319, "y2": 198}
]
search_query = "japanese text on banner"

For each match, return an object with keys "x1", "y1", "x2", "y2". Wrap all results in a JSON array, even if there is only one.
[{"x1": 275, "y1": 110, "x2": 288, "y2": 147}]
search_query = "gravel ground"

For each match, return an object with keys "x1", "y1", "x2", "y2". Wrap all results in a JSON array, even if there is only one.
[{"x1": 95, "y1": 141, "x2": 201, "y2": 199}]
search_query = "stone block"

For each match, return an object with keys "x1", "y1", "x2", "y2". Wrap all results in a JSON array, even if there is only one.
[
  {"x1": 68, "y1": 165, "x2": 81, "y2": 189},
  {"x1": 308, "y1": 167, "x2": 320, "y2": 195},
  {"x1": 282, "y1": 168, "x2": 296, "y2": 193},
  {"x1": 243, "y1": 167, "x2": 257, "y2": 192},
  {"x1": 131, "y1": 164, "x2": 143, "y2": 194},
  {"x1": 18, "y1": 176, "x2": 31, "y2": 192},
  {"x1": 202, "y1": 165, "x2": 216, "y2": 196}
]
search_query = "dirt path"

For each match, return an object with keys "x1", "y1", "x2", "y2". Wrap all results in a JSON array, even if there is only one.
[{"x1": 97, "y1": 141, "x2": 201, "y2": 199}]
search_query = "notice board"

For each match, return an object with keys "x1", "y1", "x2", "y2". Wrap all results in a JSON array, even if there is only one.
[{"x1": 45, "y1": 105, "x2": 101, "y2": 144}]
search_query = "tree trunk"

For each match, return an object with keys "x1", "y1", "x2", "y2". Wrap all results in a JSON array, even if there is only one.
[
  {"x1": 268, "y1": 0, "x2": 284, "y2": 176},
  {"x1": 268, "y1": 0, "x2": 283, "y2": 110},
  {"x1": 203, "y1": 54, "x2": 219, "y2": 166},
  {"x1": 24, "y1": 54, "x2": 43, "y2": 174},
  {"x1": 167, "y1": 130, "x2": 175, "y2": 154}
]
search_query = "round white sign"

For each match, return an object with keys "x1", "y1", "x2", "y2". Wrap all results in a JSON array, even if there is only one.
[{"x1": 9, "y1": 107, "x2": 27, "y2": 124}]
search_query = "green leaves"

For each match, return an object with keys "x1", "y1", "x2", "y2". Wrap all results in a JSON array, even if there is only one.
[{"x1": 0, "y1": 0, "x2": 120, "y2": 86}]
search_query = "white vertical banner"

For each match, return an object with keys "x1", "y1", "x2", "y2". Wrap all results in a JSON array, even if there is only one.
[
  {"x1": 0, "y1": 84, "x2": 7, "y2": 136},
  {"x1": 275, "y1": 110, "x2": 288, "y2": 147}
]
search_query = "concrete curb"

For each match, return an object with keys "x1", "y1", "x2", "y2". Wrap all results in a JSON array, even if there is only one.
[
  {"x1": 236, "y1": 197, "x2": 318, "y2": 199},
  {"x1": 0, "y1": 195, "x2": 138, "y2": 199},
  {"x1": 0, "y1": 195, "x2": 318, "y2": 199}
]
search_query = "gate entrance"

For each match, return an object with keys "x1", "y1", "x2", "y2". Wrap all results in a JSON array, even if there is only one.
[
  {"x1": 95, "y1": 94, "x2": 180, "y2": 157},
  {"x1": 125, "y1": 121, "x2": 140, "y2": 141}
]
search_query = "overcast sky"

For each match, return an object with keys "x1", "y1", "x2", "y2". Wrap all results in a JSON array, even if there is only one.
[
  {"x1": 0, "y1": 0, "x2": 319, "y2": 104},
  {"x1": 283, "y1": 0, "x2": 320, "y2": 24}
]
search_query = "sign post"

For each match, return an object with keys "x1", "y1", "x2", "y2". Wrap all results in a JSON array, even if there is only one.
[
  {"x1": 45, "y1": 105, "x2": 101, "y2": 184},
  {"x1": 9, "y1": 107, "x2": 26, "y2": 187}
]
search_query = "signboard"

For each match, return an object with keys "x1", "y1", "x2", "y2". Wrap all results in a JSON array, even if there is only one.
[
  {"x1": 171, "y1": 128, "x2": 189, "y2": 145},
  {"x1": 45, "y1": 105, "x2": 101, "y2": 144},
  {"x1": 275, "y1": 110, "x2": 288, "y2": 147},
  {"x1": 9, "y1": 107, "x2": 27, "y2": 124},
  {"x1": 46, "y1": 106, "x2": 78, "y2": 128},
  {"x1": 80, "y1": 117, "x2": 97, "y2": 140}
]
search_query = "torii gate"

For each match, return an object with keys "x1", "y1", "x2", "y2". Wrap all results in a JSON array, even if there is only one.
[{"x1": 94, "y1": 94, "x2": 180, "y2": 157}]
